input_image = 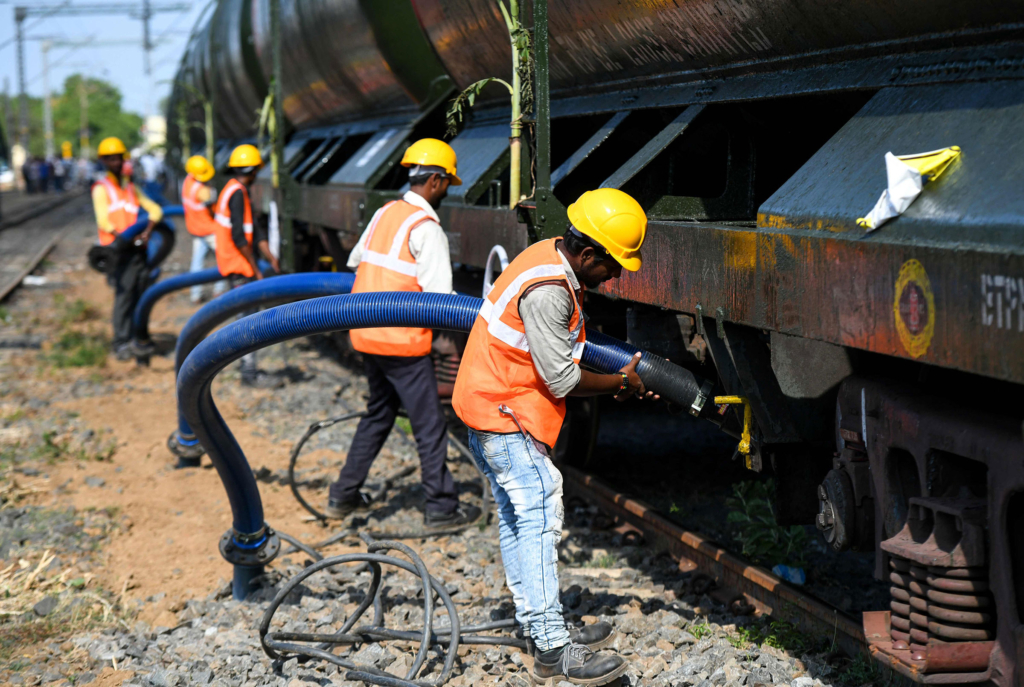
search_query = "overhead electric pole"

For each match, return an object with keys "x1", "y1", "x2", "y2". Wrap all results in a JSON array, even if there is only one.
[
  {"x1": 15, "y1": 6, "x2": 28, "y2": 153},
  {"x1": 14, "y1": 2, "x2": 191, "y2": 153},
  {"x1": 41, "y1": 40, "x2": 54, "y2": 159}
]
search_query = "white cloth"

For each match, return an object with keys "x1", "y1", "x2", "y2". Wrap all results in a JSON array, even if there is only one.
[
  {"x1": 347, "y1": 190, "x2": 453, "y2": 294},
  {"x1": 518, "y1": 246, "x2": 582, "y2": 399}
]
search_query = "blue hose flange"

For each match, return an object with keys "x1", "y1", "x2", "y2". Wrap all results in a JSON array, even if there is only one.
[{"x1": 176, "y1": 292, "x2": 707, "y2": 598}]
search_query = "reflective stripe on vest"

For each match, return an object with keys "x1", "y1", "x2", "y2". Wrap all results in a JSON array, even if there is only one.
[
  {"x1": 212, "y1": 178, "x2": 255, "y2": 278},
  {"x1": 349, "y1": 200, "x2": 433, "y2": 357},
  {"x1": 452, "y1": 238, "x2": 586, "y2": 447},
  {"x1": 96, "y1": 175, "x2": 140, "y2": 246},
  {"x1": 182, "y1": 174, "x2": 219, "y2": 238}
]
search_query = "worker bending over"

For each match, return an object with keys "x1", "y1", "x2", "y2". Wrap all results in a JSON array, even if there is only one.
[
  {"x1": 182, "y1": 155, "x2": 227, "y2": 303},
  {"x1": 453, "y1": 189, "x2": 654, "y2": 686},
  {"x1": 214, "y1": 144, "x2": 280, "y2": 388},
  {"x1": 325, "y1": 139, "x2": 478, "y2": 529},
  {"x1": 92, "y1": 136, "x2": 168, "y2": 361}
]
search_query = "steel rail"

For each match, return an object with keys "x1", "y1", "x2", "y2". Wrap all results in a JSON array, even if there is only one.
[{"x1": 560, "y1": 464, "x2": 867, "y2": 659}]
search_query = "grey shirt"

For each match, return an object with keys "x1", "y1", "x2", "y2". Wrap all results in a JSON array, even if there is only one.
[{"x1": 519, "y1": 246, "x2": 583, "y2": 399}]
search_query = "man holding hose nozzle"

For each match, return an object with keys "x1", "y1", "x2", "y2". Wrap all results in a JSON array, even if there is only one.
[
  {"x1": 92, "y1": 137, "x2": 173, "y2": 361},
  {"x1": 453, "y1": 188, "x2": 654, "y2": 686},
  {"x1": 214, "y1": 144, "x2": 282, "y2": 389},
  {"x1": 324, "y1": 139, "x2": 479, "y2": 529}
]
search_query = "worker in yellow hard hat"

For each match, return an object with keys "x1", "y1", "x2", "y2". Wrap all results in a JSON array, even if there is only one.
[
  {"x1": 451, "y1": 187, "x2": 652, "y2": 685},
  {"x1": 211, "y1": 144, "x2": 281, "y2": 388},
  {"x1": 324, "y1": 137, "x2": 477, "y2": 526},
  {"x1": 181, "y1": 155, "x2": 226, "y2": 303},
  {"x1": 91, "y1": 136, "x2": 172, "y2": 361}
]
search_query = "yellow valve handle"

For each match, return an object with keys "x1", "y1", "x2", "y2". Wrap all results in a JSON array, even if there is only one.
[{"x1": 715, "y1": 396, "x2": 753, "y2": 468}]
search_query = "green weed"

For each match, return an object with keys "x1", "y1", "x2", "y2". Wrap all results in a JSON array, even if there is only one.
[
  {"x1": 835, "y1": 654, "x2": 891, "y2": 686},
  {"x1": 588, "y1": 553, "x2": 618, "y2": 568},
  {"x1": 0, "y1": 306, "x2": 10, "y2": 323},
  {"x1": 47, "y1": 331, "x2": 108, "y2": 368},
  {"x1": 55, "y1": 296, "x2": 99, "y2": 325},
  {"x1": 394, "y1": 417, "x2": 413, "y2": 435},
  {"x1": 690, "y1": 621, "x2": 714, "y2": 640},
  {"x1": 726, "y1": 619, "x2": 819, "y2": 655},
  {"x1": 726, "y1": 479, "x2": 808, "y2": 568}
]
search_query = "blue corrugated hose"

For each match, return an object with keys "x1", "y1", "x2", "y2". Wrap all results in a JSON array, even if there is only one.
[
  {"x1": 132, "y1": 260, "x2": 273, "y2": 344},
  {"x1": 172, "y1": 272, "x2": 355, "y2": 453},
  {"x1": 176, "y1": 291, "x2": 705, "y2": 597}
]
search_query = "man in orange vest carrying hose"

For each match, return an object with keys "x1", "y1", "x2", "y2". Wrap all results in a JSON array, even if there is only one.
[
  {"x1": 452, "y1": 188, "x2": 657, "y2": 686},
  {"x1": 182, "y1": 155, "x2": 227, "y2": 303},
  {"x1": 214, "y1": 144, "x2": 281, "y2": 388},
  {"x1": 92, "y1": 136, "x2": 167, "y2": 361},
  {"x1": 325, "y1": 139, "x2": 479, "y2": 529}
]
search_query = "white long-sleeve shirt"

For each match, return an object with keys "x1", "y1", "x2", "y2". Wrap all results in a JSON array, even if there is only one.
[{"x1": 347, "y1": 191, "x2": 453, "y2": 294}]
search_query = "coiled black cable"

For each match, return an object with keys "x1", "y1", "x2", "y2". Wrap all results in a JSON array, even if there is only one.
[{"x1": 259, "y1": 534, "x2": 525, "y2": 687}]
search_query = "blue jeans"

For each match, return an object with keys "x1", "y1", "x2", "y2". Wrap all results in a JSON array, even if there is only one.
[
  {"x1": 468, "y1": 429, "x2": 569, "y2": 651},
  {"x1": 189, "y1": 235, "x2": 227, "y2": 302}
]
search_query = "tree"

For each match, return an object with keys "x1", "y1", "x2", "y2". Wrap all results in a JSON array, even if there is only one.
[{"x1": 19, "y1": 74, "x2": 143, "y2": 158}]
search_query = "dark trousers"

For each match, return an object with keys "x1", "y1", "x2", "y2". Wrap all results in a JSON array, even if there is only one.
[
  {"x1": 108, "y1": 250, "x2": 149, "y2": 347},
  {"x1": 330, "y1": 354, "x2": 457, "y2": 514}
]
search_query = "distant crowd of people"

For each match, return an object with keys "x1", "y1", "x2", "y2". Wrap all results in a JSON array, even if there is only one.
[{"x1": 20, "y1": 150, "x2": 167, "y2": 197}]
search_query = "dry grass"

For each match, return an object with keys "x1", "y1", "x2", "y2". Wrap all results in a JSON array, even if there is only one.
[{"x1": 0, "y1": 549, "x2": 133, "y2": 663}]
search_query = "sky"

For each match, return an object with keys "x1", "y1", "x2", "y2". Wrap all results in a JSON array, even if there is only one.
[{"x1": 0, "y1": 1, "x2": 210, "y2": 119}]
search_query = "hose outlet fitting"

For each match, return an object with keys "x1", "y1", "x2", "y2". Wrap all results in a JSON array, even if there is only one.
[{"x1": 220, "y1": 526, "x2": 280, "y2": 568}]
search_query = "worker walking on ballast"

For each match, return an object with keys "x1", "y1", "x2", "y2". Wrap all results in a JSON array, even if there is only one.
[
  {"x1": 214, "y1": 144, "x2": 281, "y2": 388},
  {"x1": 453, "y1": 188, "x2": 656, "y2": 685},
  {"x1": 182, "y1": 155, "x2": 227, "y2": 303},
  {"x1": 92, "y1": 136, "x2": 171, "y2": 361},
  {"x1": 326, "y1": 139, "x2": 479, "y2": 529}
]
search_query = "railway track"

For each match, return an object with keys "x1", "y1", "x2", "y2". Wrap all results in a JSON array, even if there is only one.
[
  {"x1": 0, "y1": 193, "x2": 90, "y2": 303},
  {"x1": 562, "y1": 465, "x2": 868, "y2": 659}
]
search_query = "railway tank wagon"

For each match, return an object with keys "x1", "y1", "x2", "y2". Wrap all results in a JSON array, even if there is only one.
[{"x1": 169, "y1": 1, "x2": 1024, "y2": 683}]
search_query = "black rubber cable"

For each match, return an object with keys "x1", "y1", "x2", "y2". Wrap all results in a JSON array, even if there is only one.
[
  {"x1": 285, "y1": 411, "x2": 492, "y2": 541},
  {"x1": 260, "y1": 534, "x2": 524, "y2": 686}
]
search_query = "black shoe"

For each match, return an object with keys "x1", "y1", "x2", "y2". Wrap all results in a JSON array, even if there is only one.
[
  {"x1": 129, "y1": 338, "x2": 155, "y2": 357},
  {"x1": 241, "y1": 371, "x2": 285, "y2": 389},
  {"x1": 424, "y1": 504, "x2": 481, "y2": 529},
  {"x1": 113, "y1": 344, "x2": 133, "y2": 361},
  {"x1": 568, "y1": 622, "x2": 616, "y2": 651},
  {"x1": 323, "y1": 492, "x2": 372, "y2": 519},
  {"x1": 531, "y1": 642, "x2": 627, "y2": 686},
  {"x1": 519, "y1": 622, "x2": 616, "y2": 654}
]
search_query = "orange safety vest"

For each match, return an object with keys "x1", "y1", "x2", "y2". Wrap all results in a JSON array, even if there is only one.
[
  {"x1": 182, "y1": 174, "x2": 219, "y2": 238},
  {"x1": 349, "y1": 200, "x2": 434, "y2": 357},
  {"x1": 213, "y1": 178, "x2": 255, "y2": 278},
  {"x1": 452, "y1": 238, "x2": 586, "y2": 448},
  {"x1": 95, "y1": 174, "x2": 140, "y2": 246}
]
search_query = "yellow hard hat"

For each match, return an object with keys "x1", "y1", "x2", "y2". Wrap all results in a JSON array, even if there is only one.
[
  {"x1": 227, "y1": 144, "x2": 263, "y2": 169},
  {"x1": 567, "y1": 188, "x2": 647, "y2": 272},
  {"x1": 400, "y1": 138, "x2": 461, "y2": 185},
  {"x1": 97, "y1": 137, "x2": 127, "y2": 157},
  {"x1": 186, "y1": 155, "x2": 215, "y2": 182}
]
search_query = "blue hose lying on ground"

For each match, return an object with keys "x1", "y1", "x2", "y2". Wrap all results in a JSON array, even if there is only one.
[
  {"x1": 131, "y1": 259, "x2": 273, "y2": 354},
  {"x1": 175, "y1": 291, "x2": 710, "y2": 599},
  {"x1": 168, "y1": 272, "x2": 356, "y2": 463}
]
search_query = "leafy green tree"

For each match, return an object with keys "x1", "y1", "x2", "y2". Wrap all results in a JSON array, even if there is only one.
[{"x1": 10, "y1": 74, "x2": 143, "y2": 158}]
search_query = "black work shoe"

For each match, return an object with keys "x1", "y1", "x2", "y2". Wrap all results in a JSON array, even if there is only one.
[
  {"x1": 129, "y1": 338, "x2": 155, "y2": 357},
  {"x1": 241, "y1": 371, "x2": 285, "y2": 389},
  {"x1": 531, "y1": 642, "x2": 627, "y2": 685},
  {"x1": 519, "y1": 622, "x2": 616, "y2": 653},
  {"x1": 323, "y1": 492, "x2": 372, "y2": 519},
  {"x1": 424, "y1": 504, "x2": 481, "y2": 529},
  {"x1": 568, "y1": 622, "x2": 616, "y2": 651}
]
